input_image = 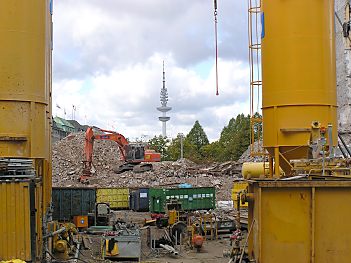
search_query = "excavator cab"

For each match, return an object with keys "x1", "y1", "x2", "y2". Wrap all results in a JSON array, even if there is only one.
[{"x1": 125, "y1": 144, "x2": 145, "y2": 162}]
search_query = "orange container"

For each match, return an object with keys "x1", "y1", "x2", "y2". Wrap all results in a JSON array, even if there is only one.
[{"x1": 73, "y1": 215, "x2": 88, "y2": 228}]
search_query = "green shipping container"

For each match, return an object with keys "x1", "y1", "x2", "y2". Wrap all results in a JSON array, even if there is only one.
[{"x1": 149, "y1": 187, "x2": 215, "y2": 213}]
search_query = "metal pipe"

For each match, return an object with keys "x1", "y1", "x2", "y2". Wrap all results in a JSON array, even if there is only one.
[
  {"x1": 268, "y1": 156, "x2": 274, "y2": 178},
  {"x1": 338, "y1": 142, "x2": 348, "y2": 158},
  {"x1": 43, "y1": 227, "x2": 66, "y2": 239},
  {"x1": 180, "y1": 232, "x2": 182, "y2": 252},
  {"x1": 322, "y1": 149, "x2": 325, "y2": 176},
  {"x1": 239, "y1": 219, "x2": 255, "y2": 263},
  {"x1": 236, "y1": 191, "x2": 242, "y2": 229},
  {"x1": 338, "y1": 134, "x2": 351, "y2": 157},
  {"x1": 327, "y1": 124, "x2": 334, "y2": 157},
  {"x1": 72, "y1": 243, "x2": 81, "y2": 263},
  {"x1": 160, "y1": 244, "x2": 178, "y2": 255},
  {"x1": 281, "y1": 175, "x2": 308, "y2": 181},
  {"x1": 274, "y1": 147, "x2": 280, "y2": 178},
  {"x1": 175, "y1": 231, "x2": 178, "y2": 248}
]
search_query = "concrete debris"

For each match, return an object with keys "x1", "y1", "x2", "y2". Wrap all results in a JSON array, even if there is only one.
[
  {"x1": 238, "y1": 141, "x2": 266, "y2": 163},
  {"x1": 52, "y1": 132, "x2": 260, "y2": 200}
]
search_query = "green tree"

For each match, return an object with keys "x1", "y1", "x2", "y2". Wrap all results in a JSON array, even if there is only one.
[
  {"x1": 167, "y1": 136, "x2": 181, "y2": 161},
  {"x1": 167, "y1": 134, "x2": 200, "y2": 162},
  {"x1": 150, "y1": 114, "x2": 260, "y2": 163},
  {"x1": 200, "y1": 141, "x2": 222, "y2": 162},
  {"x1": 148, "y1": 135, "x2": 170, "y2": 161},
  {"x1": 217, "y1": 114, "x2": 251, "y2": 161},
  {"x1": 185, "y1": 120, "x2": 209, "y2": 151}
]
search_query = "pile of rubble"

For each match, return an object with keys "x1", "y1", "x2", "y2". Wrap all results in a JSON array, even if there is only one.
[
  {"x1": 238, "y1": 141, "x2": 266, "y2": 163},
  {"x1": 52, "y1": 132, "x2": 123, "y2": 186},
  {"x1": 52, "y1": 132, "x2": 260, "y2": 200}
]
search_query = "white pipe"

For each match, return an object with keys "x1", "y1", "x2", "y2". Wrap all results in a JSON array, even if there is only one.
[{"x1": 160, "y1": 244, "x2": 178, "y2": 255}]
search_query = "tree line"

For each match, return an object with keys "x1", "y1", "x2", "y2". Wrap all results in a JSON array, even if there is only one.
[{"x1": 148, "y1": 113, "x2": 261, "y2": 163}]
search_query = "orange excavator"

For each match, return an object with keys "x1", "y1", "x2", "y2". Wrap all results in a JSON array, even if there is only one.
[{"x1": 81, "y1": 127, "x2": 161, "y2": 181}]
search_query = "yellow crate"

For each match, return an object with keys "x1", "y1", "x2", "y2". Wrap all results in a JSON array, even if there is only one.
[
  {"x1": 96, "y1": 188, "x2": 129, "y2": 209},
  {"x1": 0, "y1": 181, "x2": 43, "y2": 261},
  {"x1": 232, "y1": 180, "x2": 248, "y2": 208}
]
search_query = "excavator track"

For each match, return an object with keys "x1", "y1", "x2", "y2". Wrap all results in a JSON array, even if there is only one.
[
  {"x1": 133, "y1": 163, "x2": 153, "y2": 173},
  {"x1": 114, "y1": 163, "x2": 153, "y2": 174}
]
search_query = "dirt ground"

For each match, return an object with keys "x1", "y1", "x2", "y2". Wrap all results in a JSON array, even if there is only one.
[{"x1": 78, "y1": 210, "x2": 235, "y2": 263}]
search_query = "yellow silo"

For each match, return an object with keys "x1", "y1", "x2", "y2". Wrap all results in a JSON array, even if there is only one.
[
  {"x1": 0, "y1": 0, "x2": 52, "y2": 261},
  {"x1": 261, "y1": 0, "x2": 337, "y2": 175}
]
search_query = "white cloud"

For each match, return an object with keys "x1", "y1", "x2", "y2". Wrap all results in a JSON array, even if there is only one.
[{"x1": 52, "y1": 0, "x2": 251, "y2": 142}]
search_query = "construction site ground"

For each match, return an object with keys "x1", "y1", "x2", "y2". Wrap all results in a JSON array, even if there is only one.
[
  {"x1": 53, "y1": 133, "x2": 251, "y2": 262},
  {"x1": 79, "y1": 210, "x2": 236, "y2": 263}
]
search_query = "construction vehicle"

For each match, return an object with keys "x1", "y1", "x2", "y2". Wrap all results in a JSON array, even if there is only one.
[{"x1": 82, "y1": 127, "x2": 161, "y2": 181}]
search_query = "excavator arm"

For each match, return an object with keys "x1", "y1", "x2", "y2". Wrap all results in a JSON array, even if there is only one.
[
  {"x1": 81, "y1": 127, "x2": 160, "y2": 181},
  {"x1": 93, "y1": 128, "x2": 129, "y2": 161}
]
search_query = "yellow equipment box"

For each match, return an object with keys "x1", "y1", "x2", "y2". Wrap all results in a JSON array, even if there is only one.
[{"x1": 232, "y1": 180, "x2": 248, "y2": 208}]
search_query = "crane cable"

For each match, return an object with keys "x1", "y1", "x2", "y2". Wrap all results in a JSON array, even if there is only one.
[{"x1": 214, "y1": 0, "x2": 219, "y2": 96}]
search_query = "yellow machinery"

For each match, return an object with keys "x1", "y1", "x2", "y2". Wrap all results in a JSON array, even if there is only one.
[
  {"x1": 168, "y1": 209, "x2": 180, "y2": 225},
  {"x1": 232, "y1": 180, "x2": 248, "y2": 208},
  {"x1": 261, "y1": 0, "x2": 337, "y2": 176},
  {"x1": 50, "y1": 223, "x2": 78, "y2": 261},
  {"x1": 241, "y1": 162, "x2": 284, "y2": 179},
  {"x1": 0, "y1": 0, "x2": 52, "y2": 262},
  {"x1": 237, "y1": 0, "x2": 351, "y2": 262}
]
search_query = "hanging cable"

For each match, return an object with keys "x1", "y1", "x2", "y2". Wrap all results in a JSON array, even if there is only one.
[{"x1": 214, "y1": 0, "x2": 219, "y2": 96}]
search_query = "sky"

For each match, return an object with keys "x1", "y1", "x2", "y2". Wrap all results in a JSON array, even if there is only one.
[{"x1": 52, "y1": 0, "x2": 251, "y2": 142}]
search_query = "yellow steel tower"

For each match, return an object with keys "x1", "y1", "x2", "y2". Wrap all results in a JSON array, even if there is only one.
[
  {"x1": 0, "y1": 1, "x2": 52, "y2": 261},
  {"x1": 242, "y1": 1, "x2": 351, "y2": 262},
  {"x1": 261, "y1": 0, "x2": 337, "y2": 175}
]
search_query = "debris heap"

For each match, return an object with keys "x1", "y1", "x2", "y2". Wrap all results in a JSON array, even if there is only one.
[
  {"x1": 52, "y1": 132, "x2": 261, "y2": 200},
  {"x1": 52, "y1": 132, "x2": 122, "y2": 186}
]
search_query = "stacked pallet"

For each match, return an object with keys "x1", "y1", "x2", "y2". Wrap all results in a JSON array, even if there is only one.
[{"x1": 0, "y1": 158, "x2": 35, "y2": 177}]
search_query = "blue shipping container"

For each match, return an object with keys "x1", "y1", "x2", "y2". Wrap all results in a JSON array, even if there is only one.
[{"x1": 130, "y1": 188, "x2": 149, "y2": 212}]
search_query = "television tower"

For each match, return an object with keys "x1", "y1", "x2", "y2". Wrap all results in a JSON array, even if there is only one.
[{"x1": 157, "y1": 61, "x2": 172, "y2": 137}]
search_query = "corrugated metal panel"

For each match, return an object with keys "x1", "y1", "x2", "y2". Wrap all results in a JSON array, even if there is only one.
[
  {"x1": 52, "y1": 188, "x2": 95, "y2": 221},
  {"x1": 96, "y1": 188, "x2": 129, "y2": 209},
  {"x1": 0, "y1": 181, "x2": 34, "y2": 261},
  {"x1": 149, "y1": 187, "x2": 215, "y2": 213}
]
